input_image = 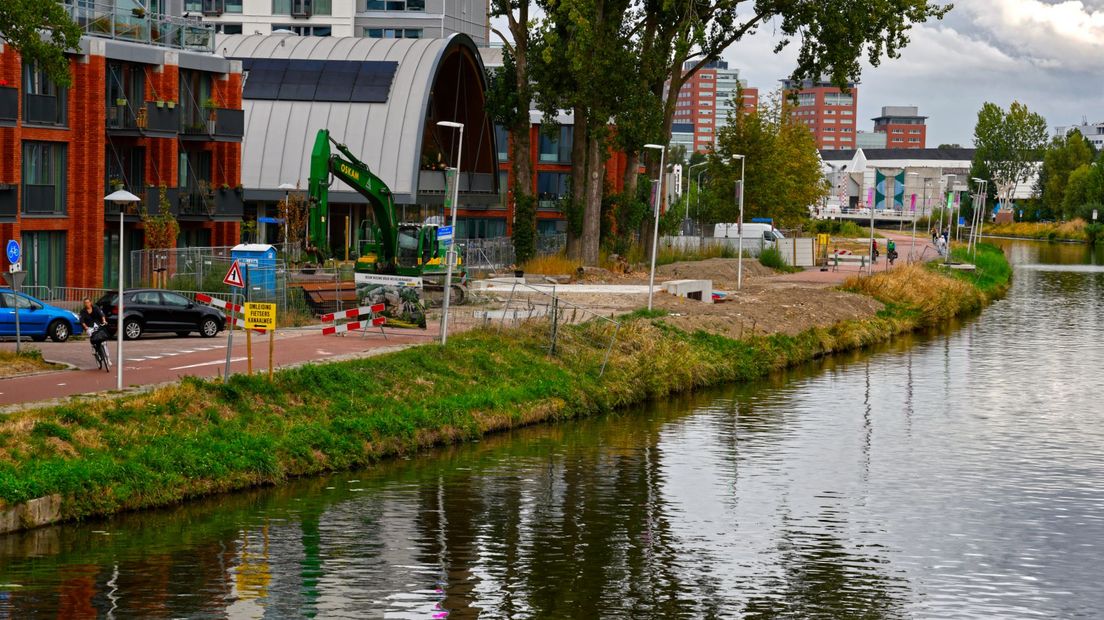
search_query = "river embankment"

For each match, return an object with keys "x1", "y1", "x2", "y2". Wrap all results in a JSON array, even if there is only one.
[{"x1": 0, "y1": 244, "x2": 1011, "y2": 534}]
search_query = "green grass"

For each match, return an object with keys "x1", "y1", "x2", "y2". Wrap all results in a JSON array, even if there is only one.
[
  {"x1": 758, "y1": 247, "x2": 802, "y2": 273},
  {"x1": 945, "y1": 243, "x2": 1014, "y2": 297},
  {"x1": 0, "y1": 248, "x2": 1012, "y2": 527}
]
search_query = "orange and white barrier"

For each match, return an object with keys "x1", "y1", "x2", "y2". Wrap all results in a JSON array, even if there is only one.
[
  {"x1": 321, "y1": 304, "x2": 386, "y2": 338},
  {"x1": 195, "y1": 293, "x2": 267, "y2": 334}
]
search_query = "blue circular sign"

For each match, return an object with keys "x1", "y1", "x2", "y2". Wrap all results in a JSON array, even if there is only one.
[{"x1": 5, "y1": 240, "x2": 19, "y2": 265}]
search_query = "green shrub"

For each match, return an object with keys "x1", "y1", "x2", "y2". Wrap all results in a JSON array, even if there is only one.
[{"x1": 759, "y1": 246, "x2": 794, "y2": 271}]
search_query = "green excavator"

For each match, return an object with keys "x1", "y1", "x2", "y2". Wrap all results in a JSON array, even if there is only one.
[{"x1": 306, "y1": 129, "x2": 466, "y2": 312}]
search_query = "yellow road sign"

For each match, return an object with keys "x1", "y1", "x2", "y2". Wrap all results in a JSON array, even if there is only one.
[{"x1": 244, "y1": 302, "x2": 277, "y2": 330}]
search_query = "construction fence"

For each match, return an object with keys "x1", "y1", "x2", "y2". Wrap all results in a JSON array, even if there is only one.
[{"x1": 441, "y1": 280, "x2": 620, "y2": 377}]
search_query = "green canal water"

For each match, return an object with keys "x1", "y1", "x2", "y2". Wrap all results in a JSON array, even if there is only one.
[{"x1": 1, "y1": 241, "x2": 1103, "y2": 619}]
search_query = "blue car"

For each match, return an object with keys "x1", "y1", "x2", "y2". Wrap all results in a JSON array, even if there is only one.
[{"x1": 0, "y1": 288, "x2": 83, "y2": 342}]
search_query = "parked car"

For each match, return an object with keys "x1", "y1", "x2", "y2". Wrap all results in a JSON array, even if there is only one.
[
  {"x1": 95, "y1": 289, "x2": 225, "y2": 340},
  {"x1": 0, "y1": 288, "x2": 83, "y2": 342}
]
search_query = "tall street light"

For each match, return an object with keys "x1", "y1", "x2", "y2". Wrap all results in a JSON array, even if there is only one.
[
  {"x1": 436, "y1": 120, "x2": 464, "y2": 344},
  {"x1": 105, "y1": 189, "x2": 140, "y2": 391},
  {"x1": 970, "y1": 177, "x2": 988, "y2": 256},
  {"x1": 686, "y1": 161, "x2": 708, "y2": 233},
  {"x1": 644, "y1": 143, "x2": 666, "y2": 311},
  {"x1": 906, "y1": 172, "x2": 922, "y2": 264},
  {"x1": 732, "y1": 154, "x2": 746, "y2": 289}
]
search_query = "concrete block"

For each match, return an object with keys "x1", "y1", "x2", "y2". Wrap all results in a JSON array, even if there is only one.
[
  {"x1": 663, "y1": 279, "x2": 712, "y2": 303},
  {"x1": 0, "y1": 494, "x2": 63, "y2": 534}
]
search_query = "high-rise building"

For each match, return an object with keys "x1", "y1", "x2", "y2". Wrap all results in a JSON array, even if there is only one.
[
  {"x1": 192, "y1": 0, "x2": 489, "y2": 45},
  {"x1": 670, "y1": 61, "x2": 757, "y2": 153},
  {"x1": 781, "y1": 78, "x2": 858, "y2": 150},
  {"x1": 872, "y1": 105, "x2": 927, "y2": 149},
  {"x1": 855, "y1": 131, "x2": 887, "y2": 149}
]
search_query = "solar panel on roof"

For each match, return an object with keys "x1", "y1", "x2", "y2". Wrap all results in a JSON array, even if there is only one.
[{"x1": 234, "y1": 58, "x2": 398, "y2": 103}]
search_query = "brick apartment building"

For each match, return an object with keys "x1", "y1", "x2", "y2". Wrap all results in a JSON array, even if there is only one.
[
  {"x1": 671, "y1": 60, "x2": 757, "y2": 153},
  {"x1": 781, "y1": 78, "x2": 858, "y2": 150},
  {"x1": 873, "y1": 105, "x2": 927, "y2": 149},
  {"x1": 492, "y1": 112, "x2": 634, "y2": 237},
  {"x1": 0, "y1": 5, "x2": 243, "y2": 289}
]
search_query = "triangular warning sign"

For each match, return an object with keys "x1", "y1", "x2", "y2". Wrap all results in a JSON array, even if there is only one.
[{"x1": 223, "y1": 260, "x2": 245, "y2": 288}]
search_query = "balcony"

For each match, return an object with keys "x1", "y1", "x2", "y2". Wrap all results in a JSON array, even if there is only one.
[
  {"x1": 537, "y1": 199, "x2": 562, "y2": 212},
  {"x1": 0, "y1": 87, "x2": 17, "y2": 126},
  {"x1": 178, "y1": 188, "x2": 216, "y2": 218},
  {"x1": 215, "y1": 189, "x2": 244, "y2": 219},
  {"x1": 24, "y1": 94, "x2": 59, "y2": 125},
  {"x1": 180, "y1": 108, "x2": 244, "y2": 142},
  {"x1": 418, "y1": 171, "x2": 497, "y2": 194},
  {"x1": 0, "y1": 184, "x2": 16, "y2": 221},
  {"x1": 66, "y1": 1, "x2": 215, "y2": 53},
  {"x1": 106, "y1": 101, "x2": 180, "y2": 138}
]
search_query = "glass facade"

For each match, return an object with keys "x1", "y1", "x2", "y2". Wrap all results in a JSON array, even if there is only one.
[{"x1": 22, "y1": 232, "x2": 66, "y2": 288}]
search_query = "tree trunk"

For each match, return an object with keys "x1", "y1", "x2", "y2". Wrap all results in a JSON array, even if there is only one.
[
  {"x1": 582, "y1": 133, "x2": 604, "y2": 265},
  {"x1": 622, "y1": 151, "x2": 639, "y2": 204},
  {"x1": 566, "y1": 106, "x2": 588, "y2": 260}
]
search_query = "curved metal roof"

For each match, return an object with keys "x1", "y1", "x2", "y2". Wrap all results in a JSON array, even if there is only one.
[{"x1": 218, "y1": 33, "x2": 487, "y2": 203}]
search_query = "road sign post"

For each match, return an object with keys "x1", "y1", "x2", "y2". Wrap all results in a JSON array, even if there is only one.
[
  {"x1": 244, "y1": 302, "x2": 276, "y2": 380},
  {"x1": 2, "y1": 269, "x2": 26, "y2": 354},
  {"x1": 223, "y1": 260, "x2": 246, "y2": 379}
]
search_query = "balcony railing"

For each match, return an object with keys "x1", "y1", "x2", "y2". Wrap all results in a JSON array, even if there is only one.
[
  {"x1": 65, "y1": 1, "x2": 215, "y2": 53},
  {"x1": 106, "y1": 101, "x2": 180, "y2": 136},
  {"x1": 179, "y1": 189, "x2": 216, "y2": 217},
  {"x1": 24, "y1": 94, "x2": 59, "y2": 125},
  {"x1": 0, "y1": 184, "x2": 16, "y2": 221},
  {"x1": 180, "y1": 107, "x2": 244, "y2": 141},
  {"x1": 418, "y1": 171, "x2": 497, "y2": 194},
  {"x1": 22, "y1": 185, "x2": 63, "y2": 215},
  {"x1": 0, "y1": 87, "x2": 17, "y2": 125}
]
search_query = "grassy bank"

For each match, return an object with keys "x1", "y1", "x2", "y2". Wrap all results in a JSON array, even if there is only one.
[
  {"x1": 984, "y1": 219, "x2": 1089, "y2": 242},
  {"x1": 0, "y1": 245, "x2": 1012, "y2": 528},
  {"x1": 0, "y1": 349, "x2": 61, "y2": 379}
]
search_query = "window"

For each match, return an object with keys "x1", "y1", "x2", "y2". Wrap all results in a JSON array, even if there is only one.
[
  {"x1": 161, "y1": 292, "x2": 192, "y2": 307},
  {"x1": 225, "y1": 0, "x2": 243, "y2": 12},
  {"x1": 700, "y1": 74, "x2": 713, "y2": 80},
  {"x1": 105, "y1": 145, "x2": 145, "y2": 193},
  {"x1": 893, "y1": 138, "x2": 904, "y2": 142},
  {"x1": 133, "y1": 291, "x2": 162, "y2": 305},
  {"x1": 495, "y1": 124, "x2": 509, "y2": 162},
  {"x1": 273, "y1": 0, "x2": 331, "y2": 14},
  {"x1": 0, "y1": 293, "x2": 42, "y2": 311},
  {"x1": 910, "y1": 129, "x2": 922, "y2": 134},
  {"x1": 796, "y1": 93, "x2": 816, "y2": 107},
  {"x1": 841, "y1": 128, "x2": 853, "y2": 133},
  {"x1": 824, "y1": 118, "x2": 835, "y2": 124},
  {"x1": 363, "y1": 27, "x2": 422, "y2": 38},
  {"x1": 179, "y1": 149, "x2": 212, "y2": 189},
  {"x1": 22, "y1": 232, "x2": 66, "y2": 288},
  {"x1": 274, "y1": 24, "x2": 333, "y2": 35},
  {"x1": 22, "y1": 61, "x2": 67, "y2": 126},
  {"x1": 456, "y1": 218, "x2": 505, "y2": 239},
  {"x1": 537, "y1": 172, "x2": 570, "y2": 201},
  {"x1": 892, "y1": 129, "x2": 904, "y2": 134},
  {"x1": 538, "y1": 125, "x2": 572, "y2": 164},
  {"x1": 364, "y1": 0, "x2": 425, "y2": 10},
  {"x1": 825, "y1": 109, "x2": 835, "y2": 115},
  {"x1": 498, "y1": 171, "x2": 508, "y2": 207},
  {"x1": 824, "y1": 127, "x2": 835, "y2": 132},
  {"x1": 216, "y1": 23, "x2": 243, "y2": 34},
  {"x1": 179, "y1": 69, "x2": 213, "y2": 131},
  {"x1": 22, "y1": 142, "x2": 66, "y2": 215},
  {"x1": 106, "y1": 62, "x2": 145, "y2": 129},
  {"x1": 841, "y1": 109, "x2": 853, "y2": 115},
  {"x1": 824, "y1": 92, "x2": 854, "y2": 106},
  {"x1": 909, "y1": 138, "x2": 921, "y2": 143}
]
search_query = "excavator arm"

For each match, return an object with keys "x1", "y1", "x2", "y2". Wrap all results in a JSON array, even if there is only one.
[{"x1": 307, "y1": 129, "x2": 398, "y2": 269}]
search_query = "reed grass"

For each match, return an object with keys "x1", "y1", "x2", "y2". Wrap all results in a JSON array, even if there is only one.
[{"x1": 985, "y1": 219, "x2": 1087, "y2": 242}]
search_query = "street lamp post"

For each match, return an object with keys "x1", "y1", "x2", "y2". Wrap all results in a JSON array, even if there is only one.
[
  {"x1": 970, "y1": 177, "x2": 988, "y2": 256},
  {"x1": 436, "y1": 120, "x2": 464, "y2": 344},
  {"x1": 732, "y1": 154, "x2": 747, "y2": 289},
  {"x1": 643, "y1": 143, "x2": 666, "y2": 311},
  {"x1": 278, "y1": 182, "x2": 296, "y2": 251},
  {"x1": 105, "y1": 190, "x2": 140, "y2": 391},
  {"x1": 686, "y1": 161, "x2": 708, "y2": 230},
  {"x1": 696, "y1": 167, "x2": 708, "y2": 250},
  {"x1": 906, "y1": 172, "x2": 920, "y2": 264}
]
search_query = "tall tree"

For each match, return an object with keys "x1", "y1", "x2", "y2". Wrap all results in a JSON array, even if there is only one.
[
  {"x1": 489, "y1": 1, "x2": 537, "y2": 263},
  {"x1": 971, "y1": 101, "x2": 1048, "y2": 208},
  {"x1": 1038, "y1": 130, "x2": 1094, "y2": 221},
  {"x1": 0, "y1": 0, "x2": 82, "y2": 86},
  {"x1": 708, "y1": 90, "x2": 828, "y2": 228},
  {"x1": 1062, "y1": 158, "x2": 1104, "y2": 219}
]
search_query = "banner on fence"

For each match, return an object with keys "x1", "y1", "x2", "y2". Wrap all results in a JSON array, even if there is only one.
[{"x1": 353, "y1": 273, "x2": 426, "y2": 329}]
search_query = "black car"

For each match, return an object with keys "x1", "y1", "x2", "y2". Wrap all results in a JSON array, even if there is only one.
[{"x1": 96, "y1": 289, "x2": 225, "y2": 340}]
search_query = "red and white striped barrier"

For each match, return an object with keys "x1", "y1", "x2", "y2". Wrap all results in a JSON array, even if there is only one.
[
  {"x1": 195, "y1": 293, "x2": 266, "y2": 334},
  {"x1": 321, "y1": 303, "x2": 387, "y2": 338}
]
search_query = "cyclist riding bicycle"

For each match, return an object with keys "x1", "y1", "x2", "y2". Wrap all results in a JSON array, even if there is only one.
[{"x1": 79, "y1": 298, "x2": 109, "y2": 365}]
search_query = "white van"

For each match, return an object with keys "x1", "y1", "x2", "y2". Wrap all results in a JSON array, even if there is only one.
[{"x1": 713, "y1": 223, "x2": 785, "y2": 244}]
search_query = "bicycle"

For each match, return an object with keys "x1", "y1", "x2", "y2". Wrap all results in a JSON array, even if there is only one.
[{"x1": 89, "y1": 324, "x2": 111, "y2": 372}]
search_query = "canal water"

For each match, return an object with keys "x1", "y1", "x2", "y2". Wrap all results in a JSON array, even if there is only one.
[{"x1": 2, "y1": 241, "x2": 1103, "y2": 619}]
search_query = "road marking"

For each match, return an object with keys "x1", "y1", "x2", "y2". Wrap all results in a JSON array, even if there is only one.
[
  {"x1": 127, "y1": 358, "x2": 145, "y2": 362},
  {"x1": 145, "y1": 356, "x2": 162, "y2": 360},
  {"x1": 171, "y1": 357, "x2": 247, "y2": 370},
  {"x1": 317, "y1": 350, "x2": 333, "y2": 355},
  {"x1": 179, "y1": 350, "x2": 195, "y2": 353}
]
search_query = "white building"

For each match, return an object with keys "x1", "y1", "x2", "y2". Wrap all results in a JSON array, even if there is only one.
[
  {"x1": 191, "y1": 0, "x2": 489, "y2": 45},
  {"x1": 1056, "y1": 120, "x2": 1104, "y2": 151}
]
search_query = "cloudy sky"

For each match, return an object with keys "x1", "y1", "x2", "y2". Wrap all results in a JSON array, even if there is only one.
[
  {"x1": 724, "y1": 0, "x2": 1104, "y2": 146},
  {"x1": 492, "y1": 0, "x2": 1104, "y2": 146}
]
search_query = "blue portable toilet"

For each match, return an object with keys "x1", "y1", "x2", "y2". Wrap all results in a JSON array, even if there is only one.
[{"x1": 231, "y1": 243, "x2": 277, "y2": 297}]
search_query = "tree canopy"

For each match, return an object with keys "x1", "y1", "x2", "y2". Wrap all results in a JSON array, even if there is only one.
[
  {"x1": 971, "y1": 101, "x2": 1048, "y2": 206},
  {"x1": 1038, "y1": 130, "x2": 1094, "y2": 220},
  {"x1": 707, "y1": 91, "x2": 828, "y2": 228},
  {"x1": 0, "y1": 0, "x2": 82, "y2": 86}
]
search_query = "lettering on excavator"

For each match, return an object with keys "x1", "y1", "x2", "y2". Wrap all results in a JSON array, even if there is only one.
[{"x1": 339, "y1": 163, "x2": 360, "y2": 181}]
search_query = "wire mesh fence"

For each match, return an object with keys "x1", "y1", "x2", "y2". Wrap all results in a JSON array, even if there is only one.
[
  {"x1": 443, "y1": 281, "x2": 620, "y2": 377},
  {"x1": 461, "y1": 234, "x2": 567, "y2": 274}
]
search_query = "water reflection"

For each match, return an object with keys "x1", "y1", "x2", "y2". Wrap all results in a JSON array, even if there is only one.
[{"x1": 1, "y1": 240, "x2": 1103, "y2": 618}]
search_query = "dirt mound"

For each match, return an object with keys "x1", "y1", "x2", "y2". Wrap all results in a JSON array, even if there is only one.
[{"x1": 652, "y1": 258, "x2": 777, "y2": 289}]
